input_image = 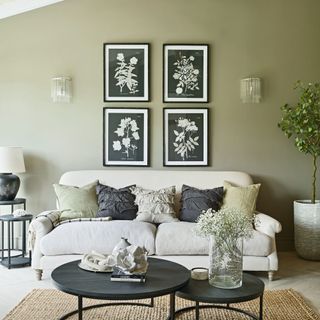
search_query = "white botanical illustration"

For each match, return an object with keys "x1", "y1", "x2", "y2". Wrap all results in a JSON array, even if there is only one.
[
  {"x1": 114, "y1": 53, "x2": 139, "y2": 94},
  {"x1": 172, "y1": 117, "x2": 199, "y2": 160},
  {"x1": 172, "y1": 52, "x2": 200, "y2": 95},
  {"x1": 113, "y1": 117, "x2": 140, "y2": 159}
]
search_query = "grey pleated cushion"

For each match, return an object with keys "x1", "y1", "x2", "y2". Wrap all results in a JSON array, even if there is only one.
[
  {"x1": 180, "y1": 184, "x2": 224, "y2": 222},
  {"x1": 96, "y1": 183, "x2": 137, "y2": 220}
]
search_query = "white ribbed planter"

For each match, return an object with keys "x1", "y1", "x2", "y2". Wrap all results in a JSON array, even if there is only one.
[{"x1": 294, "y1": 200, "x2": 320, "y2": 260}]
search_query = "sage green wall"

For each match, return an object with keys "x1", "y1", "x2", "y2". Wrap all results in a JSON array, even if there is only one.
[{"x1": 1, "y1": 0, "x2": 320, "y2": 250}]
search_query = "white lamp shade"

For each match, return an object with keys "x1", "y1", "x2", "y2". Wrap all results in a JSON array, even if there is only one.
[{"x1": 0, "y1": 147, "x2": 26, "y2": 173}]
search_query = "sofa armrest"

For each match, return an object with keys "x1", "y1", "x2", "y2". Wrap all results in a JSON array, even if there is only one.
[
  {"x1": 254, "y1": 212, "x2": 282, "y2": 238},
  {"x1": 28, "y1": 210, "x2": 61, "y2": 270}
]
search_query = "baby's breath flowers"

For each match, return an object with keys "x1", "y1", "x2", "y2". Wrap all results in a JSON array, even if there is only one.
[{"x1": 196, "y1": 207, "x2": 255, "y2": 241}]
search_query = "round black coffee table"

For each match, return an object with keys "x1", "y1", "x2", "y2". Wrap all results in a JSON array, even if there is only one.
[
  {"x1": 51, "y1": 257, "x2": 190, "y2": 320},
  {"x1": 175, "y1": 273, "x2": 264, "y2": 320}
]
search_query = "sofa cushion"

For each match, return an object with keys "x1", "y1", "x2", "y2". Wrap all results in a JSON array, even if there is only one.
[
  {"x1": 222, "y1": 181, "x2": 261, "y2": 217},
  {"x1": 131, "y1": 186, "x2": 178, "y2": 223},
  {"x1": 40, "y1": 221, "x2": 156, "y2": 256},
  {"x1": 53, "y1": 181, "x2": 98, "y2": 220},
  {"x1": 155, "y1": 222, "x2": 273, "y2": 257},
  {"x1": 96, "y1": 183, "x2": 137, "y2": 220},
  {"x1": 180, "y1": 185, "x2": 224, "y2": 222}
]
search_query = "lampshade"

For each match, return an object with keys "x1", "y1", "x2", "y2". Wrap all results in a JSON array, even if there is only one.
[
  {"x1": 51, "y1": 76, "x2": 72, "y2": 103},
  {"x1": 0, "y1": 147, "x2": 25, "y2": 173},
  {"x1": 240, "y1": 77, "x2": 261, "y2": 103}
]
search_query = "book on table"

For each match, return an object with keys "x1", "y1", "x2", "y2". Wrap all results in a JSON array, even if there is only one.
[{"x1": 110, "y1": 267, "x2": 146, "y2": 283}]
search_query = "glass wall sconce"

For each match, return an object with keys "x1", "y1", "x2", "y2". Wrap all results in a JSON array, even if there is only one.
[
  {"x1": 240, "y1": 77, "x2": 261, "y2": 103},
  {"x1": 51, "y1": 76, "x2": 72, "y2": 103}
]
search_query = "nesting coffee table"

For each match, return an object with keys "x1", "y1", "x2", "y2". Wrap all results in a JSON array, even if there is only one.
[
  {"x1": 175, "y1": 273, "x2": 265, "y2": 320},
  {"x1": 51, "y1": 257, "x2": 190, "y2": 320}
]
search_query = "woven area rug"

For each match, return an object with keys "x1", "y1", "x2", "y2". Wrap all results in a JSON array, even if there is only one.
[{"x1": 4, "y1": 288, "x2": 320, "y2": 320}]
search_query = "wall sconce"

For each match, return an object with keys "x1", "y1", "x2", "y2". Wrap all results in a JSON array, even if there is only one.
[
  {"x1": 240, "y1": 77, "x2": 261, "y2": 103},
  {"x1": 51, "y1": 76, "x2": 72, "y2": 103}
]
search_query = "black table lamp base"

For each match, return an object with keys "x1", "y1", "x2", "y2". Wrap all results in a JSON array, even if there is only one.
[{"x1": 0, "y1": 173, "x2": 20, "y2": 201}]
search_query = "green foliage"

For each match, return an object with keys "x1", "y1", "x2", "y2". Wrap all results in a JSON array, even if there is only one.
[{"x1": 278, "y1": 81, "x2": 320, "y2": 203}]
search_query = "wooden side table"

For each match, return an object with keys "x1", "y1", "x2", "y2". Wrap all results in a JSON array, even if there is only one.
[{"x1": 0, "y1": 198, "x2": 32, "y2": 269}]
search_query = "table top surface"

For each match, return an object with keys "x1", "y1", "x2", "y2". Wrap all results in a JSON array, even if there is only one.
[
  {"x1": 0, "y1": 198, "x2": 26, "y2": 205},
  {"x1": 176, "y1": 273, "x2": 265, "y2": 303},
  {"x1": 51, "y1": 258, "x2": 190, "y2": 300},
  {"x1": 0, "y1": 214, "x2": 33, "y2": 221}
]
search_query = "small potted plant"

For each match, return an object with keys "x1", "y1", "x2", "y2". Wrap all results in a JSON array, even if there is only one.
[
  {"x1": 278, "y1": 81, "x2": 320, "y2": 260},
  {"x1": 196, "y1": 207, "x2": 254, "y2": 289}
]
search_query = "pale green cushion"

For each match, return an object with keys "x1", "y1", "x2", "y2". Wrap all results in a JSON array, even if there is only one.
[
  {"x1": 222, "y1": 181, "x2": 261, "y2": 217},
  {"x1": 53, "y1": 181, "x2": 98, "y2": 221}
]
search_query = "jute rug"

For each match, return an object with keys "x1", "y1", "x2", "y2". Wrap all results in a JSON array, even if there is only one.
[{"x1": 4, "y1": 288, "x2": 320, "y2": 320}]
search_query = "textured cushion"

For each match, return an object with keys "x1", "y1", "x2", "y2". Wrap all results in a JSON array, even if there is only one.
[
  {"x1": 131, "y1": 186, "x2": 178, "y2": 223},
  {"x1": 222, "y1": 181, "x2": 261, "y2": 217},
  {"x1": 96, "y1": 183, "x2": 137, "y2": 220},
  {"x1": 180, "y1": 185, "x2": 224, "y2": 222},
  {"x1": 53, "y1": 181, "x2": 98, "y2": 220},
  {"x1": 155, "y1": 222, "x2": 272, "y2": 257},
  {"x1": 40, "y1": 220, "x2": 156, "y2": 255}
]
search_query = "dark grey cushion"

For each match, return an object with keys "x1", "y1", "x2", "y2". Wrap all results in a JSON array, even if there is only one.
[
  {"x1": 180, "y1": 185, "x2": 224, "y2": 222},
  {"x1": 96, "y1": 183, "x2": 137, "y2": 220}
]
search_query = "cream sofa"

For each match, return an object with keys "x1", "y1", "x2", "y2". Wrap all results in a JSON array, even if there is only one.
[{"x1": 30, "y1": 170, "x2": 282, "y2": 281}]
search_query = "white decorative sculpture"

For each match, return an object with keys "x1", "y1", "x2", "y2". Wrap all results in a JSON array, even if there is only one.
[
  {"x1": 13, "y1": 209, "x2": 29, "y2": 217},
  {"x1": 80, "y1": 238, "x2": 148, "y2": 274}
]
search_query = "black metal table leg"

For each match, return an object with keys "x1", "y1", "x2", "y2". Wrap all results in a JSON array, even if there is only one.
[
  {"x1": 260, "y1": 294, "x2": 263, "y2": 320},
  {"x1": 7, "y1": 221, "x2": 11, "y2": 269},
  {"x1": 150, "y1": 297, "x2": 154, "y2": 307},
  {"x1": 22, "y1": 220, "x2": 26, "y2": 256},
  {"x1": 169, "y1": 293, "x2": 175, "y2": 320},
  {"x1": 195, "y1": 301, "x2": 200, "y2": 320},
  {"x1": 1, "y1": 221, "x2": 4, "y2": 261},
  {"x1": 78, "y1": 296, "x2": 83, "y2": 320}
]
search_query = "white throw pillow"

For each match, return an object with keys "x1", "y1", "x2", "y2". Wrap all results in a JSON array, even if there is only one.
[{"x1": 131, "y1": 186, "x2": 178, "y2": 223}]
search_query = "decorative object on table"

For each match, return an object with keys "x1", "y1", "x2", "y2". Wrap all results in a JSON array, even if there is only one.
[
  {"x1": 163, "y1": 108, "x2": 209, "y2": 166},
  {"x1": 104, "y1": 43, "x2": 149, "y2": 102},
  {"x1": 130, "y1": 186, "x2": 178, "y2": 223},
  {"x1": 196, "y1": 207, "x2": 254, "y2": 289},
  {"x1": 0, "y1": 147, "x2": 25, "y2": 201},
  {"x1": 12, "y1": 209, "x2": 29, "y2": 217},
  {"x1": 191, "y1": 267, "x2": 208, "y2": 280},
  {"x1": 79, "y1": 251, "x2": 115, "y2": 272},
  {"x1": 240, "y1": 77, "x2": 262, "y2": 103},
  {"x1": 278, "y1": 81, "x2": 320, "y2": 261},
  {"x1": 103, "y1": 107, "x2": 149, "y2": 166},
  {"x1": 110, "y1": 237, "x2": 148, "y2": 282},
  {"x1": 163, "y1": 44, "x2": 208, "y2": 103},
  {"x1": 51, "y1": 76, "x2": 72, "y2": 103}
]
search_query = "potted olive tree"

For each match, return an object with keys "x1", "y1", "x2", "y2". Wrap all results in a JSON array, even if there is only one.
[{"x1": 278, "y1": 81, "x2": 320, "y2": 260}]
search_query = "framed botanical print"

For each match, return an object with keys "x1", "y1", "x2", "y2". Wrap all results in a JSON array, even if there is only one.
[
  {"x1": 104, "y1": 43, "x2": 149, "y2": 102},
  {"x1": 163, "y1": 108, "x2": 209, "y2": 166},
  {"x1": 103, "y1": 108, "x2": 149, "y2": 166},
  {"x1": 163, "y1": 44, "x2": 209, "y2": 103}
]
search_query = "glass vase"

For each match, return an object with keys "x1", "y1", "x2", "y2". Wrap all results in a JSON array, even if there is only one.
[{"x1": 209, "y1": 235, "x2": 243, "y2": 289}]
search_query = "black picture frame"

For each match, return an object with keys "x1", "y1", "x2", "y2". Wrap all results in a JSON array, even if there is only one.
[
  {"x1": 103, "y1": 107, "x2": 150, "y2": 166},
  {"x1": 163, "y1": 44, "x2": 209, "y2": 103},
  {"x1": 103, "y1": 43, "x2": 150, "y2": 102},
  {"x1": 163, "y1": 108, "x2": 209, "y2": 166}
]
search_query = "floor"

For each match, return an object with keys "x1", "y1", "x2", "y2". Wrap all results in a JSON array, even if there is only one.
[{"x1": 0, "y1": 252, "x2": 319, "y2": 319}]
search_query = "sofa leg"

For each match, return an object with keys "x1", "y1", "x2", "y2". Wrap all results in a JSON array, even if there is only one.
[
  {"x1": 35, "y1": 269, "x2": 43, "y2": 281},
  {"x1": 268, "y1": 271, "x2": 275, "y2": 281}
]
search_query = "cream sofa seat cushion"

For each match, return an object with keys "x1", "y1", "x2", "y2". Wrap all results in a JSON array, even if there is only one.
[
  {"x1": 40, "y1": 221, "x2": 156, "y2": 256},
  {"x1": 155, "y1": 222, "x2": 273, "y2": 257}
]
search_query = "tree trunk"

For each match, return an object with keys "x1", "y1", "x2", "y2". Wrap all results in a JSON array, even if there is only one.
[{"x1": 312, "y1": 155, "x2": 317, "y2": 203}]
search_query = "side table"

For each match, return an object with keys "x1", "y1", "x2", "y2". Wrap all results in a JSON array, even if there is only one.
[{"x1": 0, "y1": 198, "x2": 32, "y2": 269}]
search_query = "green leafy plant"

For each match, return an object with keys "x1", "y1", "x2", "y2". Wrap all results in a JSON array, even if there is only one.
[{"x1": 278, "y1": 81, "x2": 320, "y2": 203}]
